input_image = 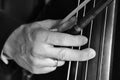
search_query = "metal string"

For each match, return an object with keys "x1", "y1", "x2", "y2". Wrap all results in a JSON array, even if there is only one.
[
  {"x1": 74, "y1": 0, "x2": 81, "y2": 80},
  {"x1": 66, "y1": 0, "x2": 109, "y2": 80},
  {"x1": 66, "y1": 0, "x2": 93, "y2": 80},
  {"x1": 74, "y1": 0, "x2": 86, "y2": 80},
  {"x1": 74, "y1": 30, "x2": 83, "y2": 80},
  {"x1": 98, "y1": 6, "x2": 108, "y2": 80},
  {"x1": 66, "y1": 0, "x2": 82, "y2": 80},
  {"x1": 74, "y1": 0, "x2": 94, "y2": 80},
  {"x1": 66, "y1": 60, "x2": 71, "y2": 80},
  {"x1": 84, "y1": 0, "x2": 96, "y2": 80}
]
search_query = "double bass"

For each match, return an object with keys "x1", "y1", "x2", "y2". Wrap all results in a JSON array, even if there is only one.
[
  {"x1": 0, "y1": 0, "x2": 119, "y2": 80},
  {"x1": 34, "y1": 0, "x2": 118, "y2": 80}
]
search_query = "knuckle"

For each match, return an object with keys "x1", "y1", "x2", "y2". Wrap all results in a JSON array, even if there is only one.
[{"x1": 58, "y1": 49, "x2": 66, "y2": 60}]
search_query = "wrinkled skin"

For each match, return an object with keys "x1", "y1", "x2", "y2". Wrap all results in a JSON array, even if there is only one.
[{"x1": 3, "y1": 17, "x2": 96, "y2": 74}]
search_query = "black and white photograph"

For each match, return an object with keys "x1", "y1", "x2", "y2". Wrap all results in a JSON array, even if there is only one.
[{"x1": 0, "y1": 0, "x2": 119, "y2": 80}]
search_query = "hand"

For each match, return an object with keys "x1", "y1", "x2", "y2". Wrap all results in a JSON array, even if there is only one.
[{"x1": 3, "y1": 17, "x2": 96, "y2": 74}]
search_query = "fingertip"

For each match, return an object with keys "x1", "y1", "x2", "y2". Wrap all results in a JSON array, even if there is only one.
[
  {"x1": 75, "y1": 35, "x2": 88, "y2": 46},
  {"x1": 81, "y1": 36, "x2": 88, "y2": 44},
  {"x1": 80, "y1": 48, "x2": 96, "y2": 61},
  {"x1": 57, "y1": 61, "x2": 65, "y2": 67},
  {"x1": 88, "y1": 48, "x2": 96, "y2": 59}
]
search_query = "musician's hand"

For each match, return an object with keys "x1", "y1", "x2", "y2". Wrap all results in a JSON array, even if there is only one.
[{"x1": 3, "y1": 17, "x2": 96, "y2": 74}]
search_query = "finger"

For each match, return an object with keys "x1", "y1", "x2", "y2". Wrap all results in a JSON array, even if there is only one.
[
  {"x1": 40, "y1": 46, "x2": 96, "y2": 61},
  {"x1": 57, "y1": 60, "x2": 65, "y2": 67},
  {"x1": 56, "y1": 48, "x2": 96, "y2": 61},
  {"x1": 30, "y1": 53, "x2": 65, "y2": 67},
  {"x1": 30, "y1": 56, "x2": 59, "y2": 67},
  {"x1": 35, "y1": 31, "x2": 88, "y2": 46},
  {"x1": 31, "y1": 67, "x2": 57, "y2": 74},
  {"x1": 46, "y1": 33, "x2": 88, "y2": 46},
  {"x1": 33, "y1": 43, "x2": 95, "y2": 61}
]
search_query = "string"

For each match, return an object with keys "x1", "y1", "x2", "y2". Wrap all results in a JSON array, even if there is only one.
[
  {"x1": 74, "y1": 0, "x2": 90, "y2": 80},
  {"x1": 74, "y1": 0, "x2": 81, "y2": 80},
  {"x1": 67, "y1": 0, "x2": 110, "y2": 80},
  {"x1": 74, "y1": 0, "x2": 86, "y2": 79},
  {"x1": 98, "y1": 6, "x2": 108, "y2": 80},
  {"x1": 74, "y1": 30, "x2": 83, "y2": 80},
  {"x1": 66, "y1": 0, "x2": 92, "y2": 80},
  {"x1": 66, "y1": 0, "x2": 82, "y2": 80},
  {"x1": 66, "y1": 1, "x2": 90, "y2": 80},
  {"x1": 61, "y1": 0, "x2": 90, "y2": 24},
  {"x1": 84, "y1": 0, "x2": 96, "y2": 80},
  {"x1": 76, "y1": 1, "x2": 87, "y2": 80},
  {"x1": 66, "y1": 59, "x2": 71, "y2": 80},
  {"x1": 74, "y1": 0, "x2": 88, "y2": 80},
  {"x1": 66, "y1": 0, "x2": 83, "y2": 80},
  {"x1": 68, "y1": 0, "x2": 91, "y2": 80},
  {"x1": 51, "y1": 0, "x2": 90, "y2": 32}
]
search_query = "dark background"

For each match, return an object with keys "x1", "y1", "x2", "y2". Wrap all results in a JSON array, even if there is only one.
[
  {"x1": 0, "y1": 0, "x2": 120, "y2": 80},
  {"x1": 112, "y1": 0, "x2": 120, "y2": 79}
]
